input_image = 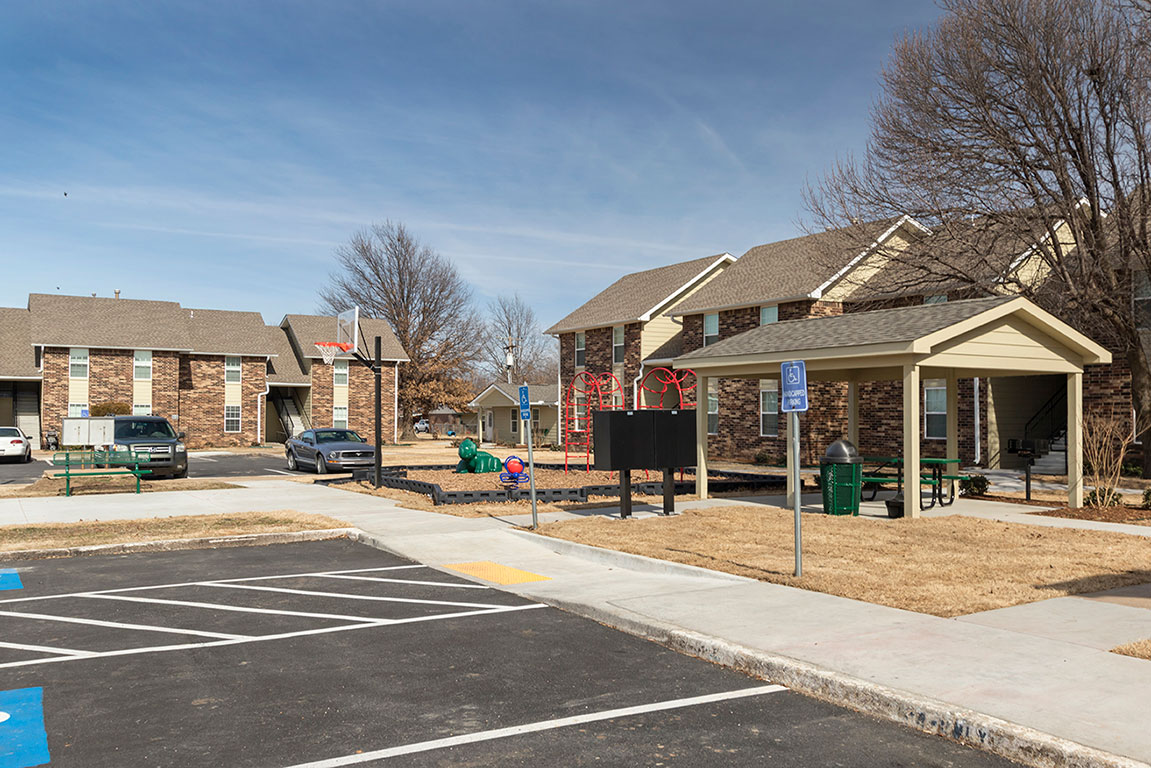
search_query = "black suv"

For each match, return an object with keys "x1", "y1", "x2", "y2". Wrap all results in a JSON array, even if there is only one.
[{"x1": 109, "y1": 416, "x2": 189, "y2": 478}]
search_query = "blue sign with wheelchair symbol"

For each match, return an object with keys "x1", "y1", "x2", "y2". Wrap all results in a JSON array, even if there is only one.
[{"x1": 780, "y1": 360, "x2": 809, "y2": 413}]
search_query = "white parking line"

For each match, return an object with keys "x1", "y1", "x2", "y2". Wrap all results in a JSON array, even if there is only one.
[
  {"x1": 0, "y1": 603, "x2": 548, "y2": 671},
  {"x1": 281, "y1": 684, "x2": 788, "y2": 767},
  {"x1": 81, "y1": 593, "x2": 385, "y2": 623},
  {"x1": 0, "y1": 640, "x2": 92, "y2": 657},
  {"x1": 315, "y1": 574, "x2": 490, "y2": 590},
  {"x1": 202, "y1": 582, "x2": 505, "y2": 609},
  {"x1": 267, "y1": 469, "x2": 294, "y2": 475},
  {"x1": 0, "y1": 609, "x2": 247, "y2": 640}
]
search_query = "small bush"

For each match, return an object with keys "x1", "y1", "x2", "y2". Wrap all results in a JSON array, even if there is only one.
[
  {"x1": 1085, "y1": 487, "x2": 1122, "y2": 507},
  {"x1": 958, "y1": 474, "x2": 990, "y2": 497},
  {"x1": 90, "y1": 402, "x2": 130, "y2": 416},
  {"x1": 1142, "y1": 488, "x2": 1151, "y2": 510},
  {"x1": 754, "y1": 450, "x2": 784, "y2": 466},
  {"x1": 1123, "y1": 462, "x2": 1144, "y2": 478}
]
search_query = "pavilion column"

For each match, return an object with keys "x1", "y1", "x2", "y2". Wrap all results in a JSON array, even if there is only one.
[
  {"x1": 477, "y1": 408, "x2": 484, "y2": 443},
  {"x1": 696, "y1": 375, "x2": 709, "y2": 500},
  {"x1": 1067, "y1": 372, "x2": 1083, "y2": 508},
  {"x1": 847, "y1": 380, "x2": 859, "y2": 446},
  {"x1": 946, "y1": 370, "x2": 959, "y2": 498},
  {"x1": 903, "y1": 362, "x2": 921, "y2": 519}
]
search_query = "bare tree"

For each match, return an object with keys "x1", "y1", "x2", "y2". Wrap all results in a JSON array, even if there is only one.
[
  {"x1": 1082, "y1": 407, "x2": 1138, "y2": 505},
  {"x1": 319, "y1": 222, "x2": 481, "y2": 439},
  {"x1": 477, "y1": 294, "x2": 558, "y2": 384},
  {"x1": 805, "y1": 0, "x2": 1151, "y2": 470}
]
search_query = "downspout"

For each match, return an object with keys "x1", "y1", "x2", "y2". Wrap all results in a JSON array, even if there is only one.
[
  {"x1": 257, "y1": 356, "x2": 271, "y2": 445},
  {"x1": 393, "y1": 364, "x2": 399, "y2": 444},
  {"x1": 973, "y1": 377, "x2": 981, "y2": 465}
]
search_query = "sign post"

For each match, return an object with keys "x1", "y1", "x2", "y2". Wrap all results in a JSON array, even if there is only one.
[
  {"x1": 781, "y1": 360, "x2": 809, "y2": 578},
  {"x1": 519, "y1": 384, "x2": 539, "y2": 530}
]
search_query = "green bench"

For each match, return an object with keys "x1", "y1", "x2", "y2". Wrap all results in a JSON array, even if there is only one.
[{"x1": 51, "y1": 450, "x2": 154, "y2": 497}]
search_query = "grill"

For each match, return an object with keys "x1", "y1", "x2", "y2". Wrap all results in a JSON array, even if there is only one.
[
  {"x1": 338, "y1": 450, "x2": 372, "y2": 460},
  {"x1": 139, "y1": 444, "x2": 172, "y2": 455}
]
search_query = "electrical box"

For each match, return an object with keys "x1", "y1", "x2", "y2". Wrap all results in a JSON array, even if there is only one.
[
  {"x1": 592, "y1": 409, "x2": 696, "y2": 471},
  {"x1": 61, "y1": 417, "x2": 115, "y2": 447}
]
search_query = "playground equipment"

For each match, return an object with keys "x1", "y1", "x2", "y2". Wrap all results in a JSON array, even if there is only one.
[
  {"x1": 563, "y1": 371, "x2": 624, "y2": 472},
  {"x1": 499, "y1": 455, "x2": 529, "y2": 488},
  {"x1": 637, "y1": 367, "x2": 696, "y2": 409},
  {"x1": 455, "y1": 438, "x2": 502, "y2": 473}
]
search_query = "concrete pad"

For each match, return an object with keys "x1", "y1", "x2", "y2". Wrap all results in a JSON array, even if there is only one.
[
  {"x1": 1083, "y1": 582, "x2": 1151, "y2": 611},
  {"x1": 957, "y1": 597, "x2": 1151, "y2": 649}
]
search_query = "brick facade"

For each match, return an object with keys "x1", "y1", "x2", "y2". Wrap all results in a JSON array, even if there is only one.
[{"x1": 307, "y1": 358, "x2": 398, "y2": 440}]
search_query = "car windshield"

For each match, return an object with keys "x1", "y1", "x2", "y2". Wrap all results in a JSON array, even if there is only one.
[
  {"x1": 114, "y1": 420, "x2": 177, "y2": 440},
  {"x1": 0, "y1": 428, "x2": 19, "y2": 437},
  {"x1": 315, "y1": 430, "x2": 363, "y2": 443}
]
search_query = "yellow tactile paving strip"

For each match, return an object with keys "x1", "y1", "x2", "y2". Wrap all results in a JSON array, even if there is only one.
[{"x1": 443, "y1": 561, "x2": 551, "y2": 585}]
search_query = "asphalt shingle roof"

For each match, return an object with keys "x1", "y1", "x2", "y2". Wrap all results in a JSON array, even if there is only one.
[
  {"x1": 669, "y1": 221, "x2": 896, "y2": 316},
  {"x1": 185, "y1": 308, "x2": 278, "y2": 356},
  {"x1": 0, "y1": 308, "x2": 38, "y2": 378},
  {"x1": 678, "y1": 296, "x2": 1017, "y2": 360},
  {"x1": 487, "y1": 381, "x2": 559, "y2": 405},
  {"x1": 29, "y1": 294, "x2": 193, "y2": 351},
  {"x1": 283, "y1": 314, "x2": 409, "y2": 361},
  {"x1": 265, "y1": 326, "x2": 309, "y2": 385},
  {"x1": 544, "y1": 254, "x2": 731, "y2": 335}
]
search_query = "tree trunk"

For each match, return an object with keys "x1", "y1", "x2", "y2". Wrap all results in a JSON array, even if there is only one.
[
  {"x1": 1127, "y1": 347, "x2": 1151, "y2": 478},
  {"x1": 398, "y1": 403, "x2": 416, "y2": 442}
]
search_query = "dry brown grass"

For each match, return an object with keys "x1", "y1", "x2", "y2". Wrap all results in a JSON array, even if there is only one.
[
  {"x1": 0, "y1": 510, "x2": 349, "y2": 553},
  {"x1": 535, "y1": 505, "x2": 1151, "y2": 617},
  {"x1": 1112, "y1": 639, "x2": 1151, "y2": 660},
  {"x1": 0, "y1": 475, "x2": 239, "y2": 498}
]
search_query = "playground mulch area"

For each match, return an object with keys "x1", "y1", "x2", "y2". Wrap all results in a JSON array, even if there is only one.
[
  {"x1": 535, "y1": 505, "x2": 1151, "y2": 617},
  {"x1": 0, "y1": 510, "x2": 348, "y2": 554},
  {"x1": 408, "y1": 467, "x2": 631, "y2": 492},
  {"x1": 1032, "y1": 505, "x2": 1151, "y2": 526},
  {"x1": 0, "y1": 475, "x2": 239, "y2": 498}
]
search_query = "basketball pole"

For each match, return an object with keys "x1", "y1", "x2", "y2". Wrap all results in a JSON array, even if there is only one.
[{"x1": 373, "y1": 335, "x2": 382, "y2": 488}]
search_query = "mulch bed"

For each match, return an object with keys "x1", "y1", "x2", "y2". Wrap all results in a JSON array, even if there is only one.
[
  {"x1": 1032, "y1": 505, "x2": 1151, "y2": 526},
  {"x1": 408, "y1": 467, "x2": 660, "y2": 492}
]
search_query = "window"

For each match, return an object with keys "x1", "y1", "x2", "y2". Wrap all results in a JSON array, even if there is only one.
[
  {"x1": 132, "y1": 404, "x2": 151, "y2": 416},
  {"x1": 707, "y1": 392, "x2": 719, "y2": 435},
  {"x1": 225, "y1": 404, "x2": 241, "y2": 433},
  {"x1": 612, "y1": 326, "x2": 625, "y2": 364},
  {"x1": 225, "y1": 356, "x2": 242, "y2": 383},
  {"x1": 510, "y1": 411, "x2": 519, "y2": 434},
  {"x1": 333, "y1": 406, "x2": 348, "y2": 429},
  {"x1": 133, "y1": 350, "x2": 152, "y2": 381},
  {"x1": 924, "y1": 295, "x2": 948, "y2": 305},
  {"x1": 574, "y1": 332, "x2": 586, "y2": 367},
  {"x1": 925, "y1": 380, "x2": 946, "y2": 439},
  {"x1": 68, "y1": 403, "x2": 88, "y2": 418},
  {"x1": 572, "y1": 396, "x2": 587, "y2": 432},
  {"x1": 760, "y1": 381, "x2": 779, "y2": 436},
  {"x1": 703, "y1": 314, "x2": 719, "y2": 346},
  {"x1": 333, "y1": 359, "x2": 349, "y2": 386},
  {"x1": 1136, "y1": 270, "x2": 1151, "y2": 329},
  {"x1": 612, "y1": 390, "x2": 623, "y2": 407},
  {"x1": 532, "y1": 407, "x2": 540, "y2": 432},
  {"x1": 760, "y1": 305, "x2": 778, "y2": 325},
  {"x1": 69, "y1": 348, "x2": 88, "y2": 379}
]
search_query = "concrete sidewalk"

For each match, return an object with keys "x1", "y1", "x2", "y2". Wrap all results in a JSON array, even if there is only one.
[{"x1": 3, "y1": 480, "x2": 1150, "y2": 767}]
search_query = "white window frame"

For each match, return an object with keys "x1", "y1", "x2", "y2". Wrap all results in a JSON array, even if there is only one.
[
  {"x1": 572, "y1": 395, "x2": 587, "y2": 432},
  {"x1": 574, "y1": 332, "x2": 586, "y2": 367},
  {"x1": 924, "y1": 380, "x2": 947, "y2": 440},
  {"x1": 612, "y1": 326, "x2": 625, "y2": 364},
  {"x1": 707, "y1": 392, "x2": 719, "y2": 435},
  {"x1": 532, "y1": 407, "x2": 540, "y2": 433},
  {"x1": 224, "y1": 404, "x2": 241, "y2": 433},
  {"x1": 68, "y1": 402, "x2": 88, "y2": 418},
  {"x1": 333, "y1": 405, "x2": 348, "y2": 429},
  {"x1": 703, "y1": 314, "x2": 719, "y2": 346},
  {"x1": 132, "y1": 404, "x2": 151, "y2": 416},
  {"x1": 133, "y1": 350, "x2": 152, "y2": 381},
  {"x1": 760, "y1": 381, "x2": 779, "y2": 437},
  {"x1": 225, "y1": 356, "x2": 242, "y2": 383},
  {"x1": 333, "y1": 359, "x2": 349, "y2": 386},
  {"x1": 760, "y1": 305, "x2": 778, "y2": 325},
  {"x1": 1136, "y1": 270, "x2": 1151, "y2": 330},
  {"x1": 510, "y1": 410, "x2": 519, "y2": 434},
  {"x1": 69, "y1": 348, "x2": 89, "y2": 380}
]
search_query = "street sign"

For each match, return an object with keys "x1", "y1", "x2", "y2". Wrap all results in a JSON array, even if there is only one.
[
  {"x1": 780, "y1": 360, "x2": 809, "y2": 413},
  {"x1": 518, "y1": 385, "x2": 532, "y2": 422},
  {"x1": 520, "y1": 383, "x2": 539, "y2": 529}
]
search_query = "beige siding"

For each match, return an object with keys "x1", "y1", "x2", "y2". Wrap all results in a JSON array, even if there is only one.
[
  {"x1": 640, "y1": 313, "x2": 682, "y2": 360},
  {"x1": 824, "y1": 232, "x2": 915, "y2": 302},
  {"x1": 132, "y1": 379, "x2": 151, "y2": 411},
  {"x1": 924, "y1": 316, "x2": 1079, "y2": 371}
]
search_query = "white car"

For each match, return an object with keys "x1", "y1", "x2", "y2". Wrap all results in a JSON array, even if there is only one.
[{"x1": 0, "y1": 427, "x2": 33, "y2": 463}]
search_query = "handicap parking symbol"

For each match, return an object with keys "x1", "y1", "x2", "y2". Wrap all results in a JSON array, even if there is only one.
[
  {"x1": 0, "y1": 687, "x2": 50, "y2": 768},
  {"x1": 0, "y1": 570, "x2": 22, "y2": 591}
]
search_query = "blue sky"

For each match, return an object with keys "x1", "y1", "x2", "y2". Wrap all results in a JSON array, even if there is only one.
[{"x1": 0, "y1": 0, "x2": 943, "y2": 327}]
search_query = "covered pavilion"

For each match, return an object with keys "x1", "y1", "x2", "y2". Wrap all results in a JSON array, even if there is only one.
[{"x1": 674, "y1": 296, "x2": 1111, "y2": 518}]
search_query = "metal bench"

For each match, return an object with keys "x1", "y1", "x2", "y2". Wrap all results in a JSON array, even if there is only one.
[{"x1": 51, "y1": 450, "x2": 154, "y2": 497}]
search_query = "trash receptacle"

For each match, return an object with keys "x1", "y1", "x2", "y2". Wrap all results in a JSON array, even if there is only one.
[{"x1": 820, "y1": 439, "x2": 863, "y2": 516}]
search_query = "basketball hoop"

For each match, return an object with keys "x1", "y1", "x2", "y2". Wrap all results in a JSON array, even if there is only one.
[{"x1": 315, "y1": 341, "x2": 352, "y2": 365}]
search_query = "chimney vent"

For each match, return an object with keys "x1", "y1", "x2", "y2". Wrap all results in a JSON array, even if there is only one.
[{"x1": 114, "y1": 289, "x2": 120, "y2": 299}]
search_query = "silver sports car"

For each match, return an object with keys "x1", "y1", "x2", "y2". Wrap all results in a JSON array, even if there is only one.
[{"x1": 285, "y1": 429, "x2": 375, "y2": 474}]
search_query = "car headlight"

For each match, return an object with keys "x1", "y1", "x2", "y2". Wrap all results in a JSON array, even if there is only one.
[
  {"x1": 113, "y1": 444, "x2": 128, "y2": 452},
  {"x1": 175, "y1": 444, "x2": 186, "y2": 453},
  {"x1": 328, "y1": 451, "x2": 341, "y2": 459}
]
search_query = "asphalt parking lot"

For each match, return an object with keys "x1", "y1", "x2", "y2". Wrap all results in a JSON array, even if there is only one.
[
  {"x1": 0, "y1": 539, "x2": 1017, "y2": 767},
  {"x1": 0, "y1": 451, "x2": 298, "y2": 486}
]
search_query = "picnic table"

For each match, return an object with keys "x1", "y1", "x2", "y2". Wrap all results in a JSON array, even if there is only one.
[
  {"x1": 51, "y1": 449, "x2": 154, "y2": 497},
  {"x1": 860, "y1": 456, "x2": 965, "y2": 511}
]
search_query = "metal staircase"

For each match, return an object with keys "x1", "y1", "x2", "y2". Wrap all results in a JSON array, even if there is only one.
[
  {"x1": 273, "y1": 393, "x2": 308, "y2": 440},
  {"x1": 15, "y1": 387, "x2": 40, "y2": 448},
  {"x1": 1019, "y1": 388, "x2": 1067, "y2": 474}
]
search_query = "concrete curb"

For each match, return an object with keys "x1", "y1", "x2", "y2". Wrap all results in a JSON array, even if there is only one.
[
  {"x1": 0, "y1": 528, "x2": 357, "y2": 561},
  {"x1": 511, "y1": 529, "x2": 754, "y2": 584},
  {"x1": 532, "y1": 592, "x2": 1147, "y2": 768}
]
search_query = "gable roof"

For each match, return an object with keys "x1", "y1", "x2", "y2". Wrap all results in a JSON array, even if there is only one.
[
  {"x1": 282, "y1": 314, "x2": 409, "y2": 361},
  {"x1": 469, "y1": 381, "x2": 559, "y2": 407},
  {"x1": 0, "y1": 307, "x2": 38, "y2": 379},
  {"x1": 185, "y1": 308, "x2": 278, "y2": 356},
  {"x1": 669, "y1": 219, "x2": 921, "y2": 316},
  {"x1": 29, "y1": 293, "x2": 194, "y2": 351},
  {"x1": 544, "y1": 253, "x2": 734, "y2": 335},
  {"x1": 265, "y1": 326, "x2": 309, "y2": 385}
]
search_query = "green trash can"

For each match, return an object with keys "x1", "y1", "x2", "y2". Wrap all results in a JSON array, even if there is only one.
[{"x1": 820, "y1": 439, "x2": 863, "y2": 516}]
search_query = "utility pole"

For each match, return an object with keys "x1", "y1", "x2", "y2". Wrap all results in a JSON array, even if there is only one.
[{"x1": 504, "y1": 336, "x2": 516, "y2": 384}]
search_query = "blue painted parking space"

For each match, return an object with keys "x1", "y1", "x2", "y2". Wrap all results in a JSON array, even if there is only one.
[
  {"x1": 0, "y1": 687, "x2": 50, "y2": 768},
  {"x1": 0, "y1": 571, "x2": 22, "y2": 592}
]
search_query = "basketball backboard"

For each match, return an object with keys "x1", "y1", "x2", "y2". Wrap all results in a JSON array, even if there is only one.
[{"x1": 336, "y1": 306, "x2": 360, "y2": 354}]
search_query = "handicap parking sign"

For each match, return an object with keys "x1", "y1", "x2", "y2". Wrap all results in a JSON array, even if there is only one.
[
  {"x1": 518, "y1": 385, "x2": 531, "y2": 422},
  {"x1": 0, "y1": 687, "x2": 50, "y2": 768},
  {"x1": 780, "y1": 360, "x2": 809, "y2": 413}
]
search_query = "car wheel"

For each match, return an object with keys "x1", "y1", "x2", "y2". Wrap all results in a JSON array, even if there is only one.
[
  {"x1": 315, "y1": 452, "x2": 327, "y2": 474},
  {"x1": 25, "y1": 449, "x2": 32, "y2": 463},
  {"x1": 174, "y1": 467, "x2": 189, "y2": 479},
  {"x1": 286, "y1": 451, "x2": 297, "y2": 471}
]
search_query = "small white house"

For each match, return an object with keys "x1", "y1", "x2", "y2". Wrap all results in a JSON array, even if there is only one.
[{"x1": 469, "y1": 382, "x2": 560, "y2": 446}]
